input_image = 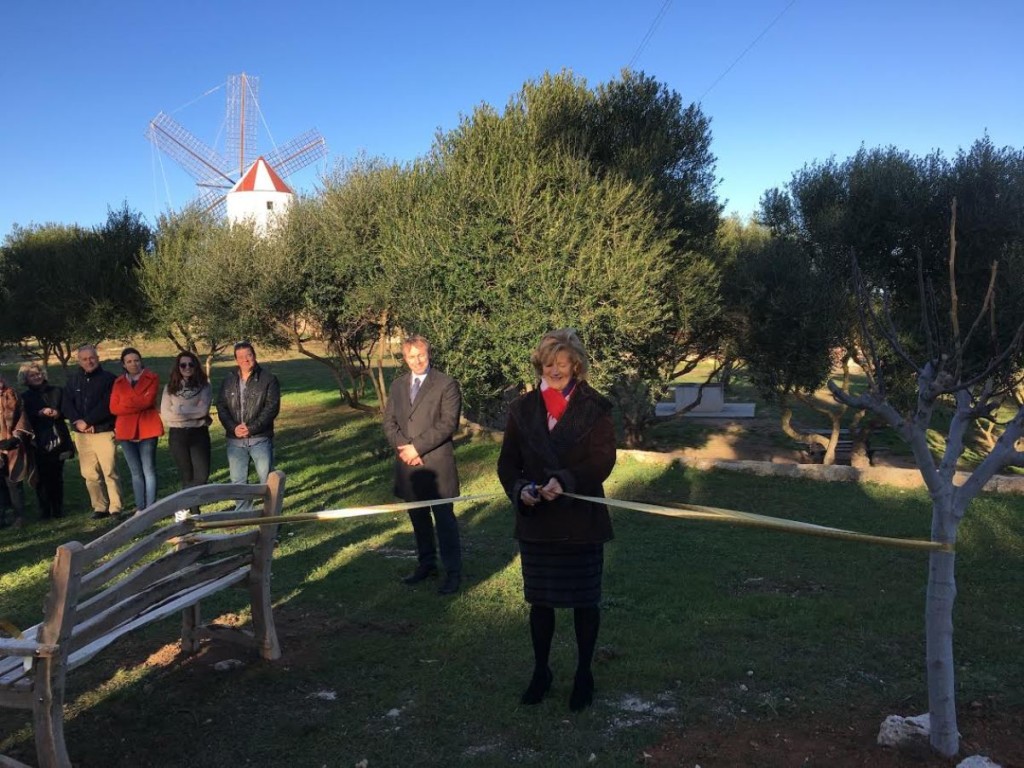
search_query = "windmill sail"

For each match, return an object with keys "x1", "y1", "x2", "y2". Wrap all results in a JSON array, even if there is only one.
[
  {"x1": 263, "y1": 129, "x2": 328, "y2": 179},
  {"x1": 225, "y1": 73, "x2": 261, "y2": 178},
  {"x1": 147, "y1": 112, "x2": 235, "y2": 189},
  {"x1": 147, "y1": 72, "x2": 327, "y2": 217}
]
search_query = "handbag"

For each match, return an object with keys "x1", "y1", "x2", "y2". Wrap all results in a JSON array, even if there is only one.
[{"x1": 39, "y1": 418, "x2": 75, "y2": 458}]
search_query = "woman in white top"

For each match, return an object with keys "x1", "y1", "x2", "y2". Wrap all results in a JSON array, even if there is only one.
[{"x1": 160, "y1": 351, "x2": 212, "y2": 492}]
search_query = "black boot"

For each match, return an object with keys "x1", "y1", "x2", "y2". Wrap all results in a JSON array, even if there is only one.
[
  {"x1": 569, "y1": 669, "x2": 594, "y2": 712},
  {"x1": 520, "y1": 605, "x2": 555, "y2": 705},
  {"x1": 520, "y1": 666, "x2": 553, "y2": 705},
  {"x1": 570, "y1": 606, "x2": 600, "y2": 712}
]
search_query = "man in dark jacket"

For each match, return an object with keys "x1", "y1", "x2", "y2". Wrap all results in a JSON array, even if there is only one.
[
  {"x1": 217, "y1": 342, "x2": 280, "y2": 508},
  {"x1": 382, "y1": 335, "x2": 463, "y2": 595},
  {"x1": 63, "y1": 344, "x2": 124, "y2": 519}
]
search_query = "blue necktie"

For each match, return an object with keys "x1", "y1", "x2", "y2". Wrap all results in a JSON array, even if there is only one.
[{"x1": 410, "y1": 377, "x2": 421, "y2": 404}]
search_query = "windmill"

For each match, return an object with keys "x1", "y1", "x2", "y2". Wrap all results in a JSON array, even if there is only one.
[{"x1": 146, "y1": 72, "x2": 327, "y2": 229}]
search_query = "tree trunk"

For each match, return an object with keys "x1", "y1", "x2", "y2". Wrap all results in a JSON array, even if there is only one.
[
  {"x1": 926, "y1": 497, "x2": 960, "y2": 757},
  {"x1": 779, "y1": 401, "x2": 829, "y2": 463}
]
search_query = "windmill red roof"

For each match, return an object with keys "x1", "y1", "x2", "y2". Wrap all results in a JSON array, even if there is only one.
[{"x1": 232, "y1": 156, "x2": 293, "y2": 194}]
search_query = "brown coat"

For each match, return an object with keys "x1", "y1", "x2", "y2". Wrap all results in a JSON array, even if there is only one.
[
  {"x1": 497, "y1": 382, "x2": 615, "y2": 544},
  {"x1": 1, "y1": 384, "x2": 35, "y2": 484}
]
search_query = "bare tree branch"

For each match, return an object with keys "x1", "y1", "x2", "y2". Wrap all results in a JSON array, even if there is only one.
[
  {"x1": 936, "y1": 319, "x2": 1024, "y2": 397},
  {"x1": 954, "y1": 404, "x2": 1024, "y2": 508},
  {"x1": 957, "y1": 261, "x2": 998, "y2": 372},
  {"x1": 948, "y1": 198, "x2": 960, "y2": 360},
  {"x1": 918, "y1": 247, "x2": 937, "y2": 361},
  {"x1": 940, "y1": 390, "x2": 973, "y2": 482}
]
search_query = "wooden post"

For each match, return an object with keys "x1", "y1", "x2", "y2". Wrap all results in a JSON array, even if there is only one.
[
  {"x1": 33, "y1": 543, "x2": 84, "y2": 768},
  {"x1": 250, "y1": 471, "x2": 284, "y2": 660}
]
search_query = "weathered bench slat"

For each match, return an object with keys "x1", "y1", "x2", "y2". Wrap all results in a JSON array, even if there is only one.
[
  {"x1": 77, "y1": 482, "x2": 268, "y2": 568},
  {"x1": 65, "y1": 566, "x2": 251, "y2": 671},
  {"x1": 0, "y1": 687, "x2": 33, "y2": 708},
  {"x1": 70, "y1": 555, "x2": 252, "y2": 655},
  {"x1": 0, "y1": 640, "x2": 57, "y2": 657},
  {"x1": 80, "y1": 519, "x2": 193, "y2": 592},
  {"x1": 74, "y1": 532, "x2": 259, "y2": 626}
]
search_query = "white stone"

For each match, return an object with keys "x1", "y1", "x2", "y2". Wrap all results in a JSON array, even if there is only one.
[
  {"x1": 213, "y1": 658, "x2": 244, "y2": 672},
  {"x1": 877, "y1": 713, "x2": 930, "y2": 747},
  {"x1": 957, "y1": 757, "x2": 1001, "y2": 768},
  {"x1": 308, "y1": 690, "x2": 337, "y2": 701},
  {"x1": 385, "y1": 708, "x2": 401, "y2": 718}
]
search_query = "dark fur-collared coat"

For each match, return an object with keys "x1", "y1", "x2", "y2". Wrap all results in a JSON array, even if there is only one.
[{"x1": 497, "y1": 381, "x2": 615, "y2": 544}]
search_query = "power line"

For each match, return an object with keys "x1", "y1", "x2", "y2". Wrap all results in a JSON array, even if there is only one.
[
  {"x1": 628, "y1": 0, "x2": 673, "y2": 70},
  {"x1": 698, "y1": 0, "x2": 799, "y2": 102}
]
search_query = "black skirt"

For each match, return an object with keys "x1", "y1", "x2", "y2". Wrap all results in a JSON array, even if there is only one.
[{"x1": 518, "y1": 539, "x2": 604, "y2": 608}]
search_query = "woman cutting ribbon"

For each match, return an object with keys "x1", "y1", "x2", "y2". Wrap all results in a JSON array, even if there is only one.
[{"x1": 497, "y1": 328, "x2": 616, "y2": 712}]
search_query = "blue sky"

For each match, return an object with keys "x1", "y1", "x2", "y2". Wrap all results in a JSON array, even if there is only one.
[{"x1": 2, "y1": 1, "x2": 1021, "y2": 241}]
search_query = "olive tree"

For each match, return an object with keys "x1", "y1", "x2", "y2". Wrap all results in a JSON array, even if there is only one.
[
  {"x1": 0, "y1": 204, "x2": 151, "y2": 367},
  {"x1": 280, "y1": 159, "x2": 412, "y2": 411},
  {"x1": 769, "y1": 137, "x2": 1024, "y2": 756},
  {"x1": 385, "y1": 70, "x2": 721, "y2": 443},
  {"x1": 141, "y1": 211, "x2": 295, "y2": 372}
]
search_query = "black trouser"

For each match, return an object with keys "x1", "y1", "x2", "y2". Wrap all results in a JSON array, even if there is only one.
[
  {"x1": 34, "y1": 451, "x2": 66, "y2": 518},
  {"x1": 168, "y1": 426, "x2": 211, "y2": 489},
  {"x1": 408, "y1": 501, "x2": 462, "y2": 575}
]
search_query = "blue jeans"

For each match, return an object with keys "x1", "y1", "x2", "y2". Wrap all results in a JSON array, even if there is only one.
[
  {"x1": 120, "y1": 438, "x2": 158, "y2": 510},
  {"x1": 226, "y1": 439, "x2": 274, "y2": 510}
]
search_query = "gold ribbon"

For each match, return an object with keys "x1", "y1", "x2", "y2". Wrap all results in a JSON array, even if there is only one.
[
  {"x1": 188, "y1": 490, "x2": 949, "y2": 552},
  {"x1": 563, "y1": 492, "x2": 952, "y2": 553},
  {"x1": 190, "y1": 494, "x2": 499, "y2": 531}
]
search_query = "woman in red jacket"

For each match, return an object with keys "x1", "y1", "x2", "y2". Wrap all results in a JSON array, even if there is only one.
[{"x1": 110, "y1": 347, "x2": 164, "y2": 513}]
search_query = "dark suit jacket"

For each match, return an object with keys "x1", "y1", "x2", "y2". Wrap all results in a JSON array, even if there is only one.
[{"x1": 382, "y1": 368, "x2": 461, "y2": 501}]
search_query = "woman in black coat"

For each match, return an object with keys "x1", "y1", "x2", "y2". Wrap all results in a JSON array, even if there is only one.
[
  {"x1": 19, "y1": 362, "x2": 73, "y2": 519},
  {"x1": 497, "y1": 329, "x2": 616, "y2": 712}
]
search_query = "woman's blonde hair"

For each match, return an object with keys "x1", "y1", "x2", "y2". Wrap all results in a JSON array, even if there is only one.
[
  {"x1": 17, "y1": 361, "x2": 48, "y2": 386},
  {"x1": 530, "y1": 328, "x2": 588, "y2": 381}
]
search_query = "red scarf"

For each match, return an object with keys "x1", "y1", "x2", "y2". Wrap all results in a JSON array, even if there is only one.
[{"x1": 541, "y1": 380, "x2": 576, "y2": 424}]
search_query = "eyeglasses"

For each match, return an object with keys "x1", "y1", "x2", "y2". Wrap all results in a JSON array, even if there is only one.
[{"x1": 179, "y1": 361, "x2": 196, "y2": 370}]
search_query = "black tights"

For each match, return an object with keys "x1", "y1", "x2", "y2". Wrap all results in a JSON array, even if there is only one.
[{"x1": 523, "y1": 605, "x2": 601, "y2": 709}]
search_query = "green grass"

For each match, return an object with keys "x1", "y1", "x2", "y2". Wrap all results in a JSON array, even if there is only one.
[{"x1": 2, "y1": 347, "x2": 1023, "y2": 767}]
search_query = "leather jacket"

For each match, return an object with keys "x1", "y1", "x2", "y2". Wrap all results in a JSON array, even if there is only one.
[{"x1": 216, "y1": 364, "x2": 280, "y2": 439}]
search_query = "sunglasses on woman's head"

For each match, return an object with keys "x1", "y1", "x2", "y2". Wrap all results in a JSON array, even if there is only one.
[{"x1": 179, "y1": 361, "x2": 196, "y2": 369}]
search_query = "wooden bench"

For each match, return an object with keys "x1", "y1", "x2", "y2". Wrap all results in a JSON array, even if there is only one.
[
  {"x1": 796, "y1": 427, "x2": 854, "y2": 464},
  {"x1": 0, "y1": 471, "x2": 286, "y2": 768}
]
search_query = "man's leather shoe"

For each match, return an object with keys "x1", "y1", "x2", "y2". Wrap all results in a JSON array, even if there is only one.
[
  {"x1": 437, "y1": 573, "x2": 461, "y2": 595},
  {"x1": 401, "y1": 564, "x2": 437, "y2": 585}
]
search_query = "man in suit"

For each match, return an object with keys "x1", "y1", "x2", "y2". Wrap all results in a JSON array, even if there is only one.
[{"x1": 382, "y1": 335, "x2": 463, "y2": 595}]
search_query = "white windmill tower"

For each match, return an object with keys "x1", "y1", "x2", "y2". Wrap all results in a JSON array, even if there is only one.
[{"x1": 146, "y1": 73, "x2": 326, "y2": 233}]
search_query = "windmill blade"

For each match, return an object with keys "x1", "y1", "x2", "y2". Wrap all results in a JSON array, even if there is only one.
[
  {"x1": 264, "y1": 129, "x2": 328, "y2": 179},
  {"x1": 226, "y1": 73, "x2": 260, "y2": 177},
  {"x1": 194, "y1": 190, "x2": 227, "y2": 219},
  {"x1": 147, "y1": 112, "x2": 235, "y2": 188}
]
